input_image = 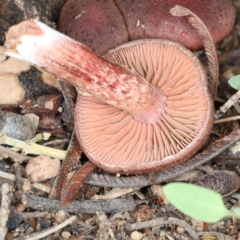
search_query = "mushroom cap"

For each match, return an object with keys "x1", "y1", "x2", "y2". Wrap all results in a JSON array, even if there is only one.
[
  {"x1": 115, "y1": 0, "x2": 236, "y2": 50},
  {"x1": 58, "y1": 0, "x2": 128, "y2": 55},
  {"x1": 75, "y1": 39, "x2": 214, "y2": 174}
]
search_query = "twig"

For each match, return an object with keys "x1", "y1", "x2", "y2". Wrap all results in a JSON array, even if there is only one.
[
  {"x1": 92, "y1": 187, "x2": 140, "y2": 200},
  {"x1": 13, "y1": 0, "x2": 25, "y2": 11},
  {"x1": 19, "y1": 212, "x2": 48, "y2": 220},
  {"x1": 124, "y1": 217, "x2": 199, "y2": 240},
  {"x1": 0, "y1": 170, "x2": 51, "y2": 193},
  {"x1": 9, "y1": 133, "x2": 52, "y2": 151},
  {"x1": 0, "y1": 133, "x2": 66, "y2": 159},
  {"x1": 32, "y1": 183, "x2": 51, "y2": 193},
  {"x1": 43, "y1": 138, "x2": 69, "y2": 147},
  {"x1": 0, "y1": 183, "x2": 11, "y2": 240},
  {"x1": 215, "y1": 81, "x2": 240, "y2": 119},
  {"x1": 14, "y1": 163, "x2": 23, "y2": 190},
  {"x1": 26, "y1": 194, "x2": 136, "y2": 214},
  {"x1": 0, "y1": 170, "x2": 16, "y2": 184},
  {"x1": 214, "y1": 115, "x2": 240, "y2": 124},
  {"x1": 22, "y1": 215, "x2": 77, "y2": 240}
]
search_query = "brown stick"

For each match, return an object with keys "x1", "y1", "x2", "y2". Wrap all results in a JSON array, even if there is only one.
[{"x1": 26, "y1": 194, "x2": 136, "y2": 214}]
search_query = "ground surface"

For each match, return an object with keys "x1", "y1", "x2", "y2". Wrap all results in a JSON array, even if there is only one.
[{"x1": 0, "y1": 0, "x2": 240, "y2": 239}]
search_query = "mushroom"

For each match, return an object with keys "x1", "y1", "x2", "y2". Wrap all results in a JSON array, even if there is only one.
[
  {"x1": 58, "y1": 0, "x2": 128, "y2": 55},
  {"x1": 58, "y1": 0, "x2": 236, "y2": 52},
  {"x1": 115, "y1": 0, "x2": 236, "y2": 50},
  {"x1": 5, "y1": 6, "x2": 217, "y2": 174}
]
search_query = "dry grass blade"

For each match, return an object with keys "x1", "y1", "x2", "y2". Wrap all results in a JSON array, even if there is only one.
[
  {"x1": 61, "y1": 162, "x2": 96, "y2": 208},
  {"x1": 58, "y1": 80, "x2": 75, "y2": 124},
  {"x1": 50, "y1": 131, "x2": 81, "y2": 200},
  {"x1": 22, "y1": 215, "x2": 77, "y2": 240}
]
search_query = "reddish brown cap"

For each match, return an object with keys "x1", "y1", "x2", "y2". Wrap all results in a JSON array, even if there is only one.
[
  {"x1": 75, "y1": 39, "x2": 214, "y2": 174},
  {"x1": 59, "y1": 0, "x2": 236, "y2": 52},
  {"x1": 114, "y1": 0, "x2": 236, "y2": 50},
  {"x1": 58, "y1": 0, "x2": 128, "y2": 55}
]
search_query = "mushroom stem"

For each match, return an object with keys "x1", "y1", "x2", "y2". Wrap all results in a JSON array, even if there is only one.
[{"x1": 5, "y1": 19, "x2": 166, "y2": 124}]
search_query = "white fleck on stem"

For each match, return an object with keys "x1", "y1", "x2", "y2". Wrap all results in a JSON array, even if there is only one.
[{"x1": 5, "y1": 19, "x2": 165, "y2": 123}]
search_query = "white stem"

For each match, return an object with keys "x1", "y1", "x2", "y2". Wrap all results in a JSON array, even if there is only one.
[{"x1": 5, "y1": 19, "x2": 165, "y2": 123}]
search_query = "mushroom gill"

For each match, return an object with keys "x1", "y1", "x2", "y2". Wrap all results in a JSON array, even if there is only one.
[{"x1": 77, "y1": 39, "x2": 213, "y2": 173}]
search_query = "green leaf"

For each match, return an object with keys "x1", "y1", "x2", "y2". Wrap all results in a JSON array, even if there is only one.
[
  {"x1": 228, "y1": 75, "x2": 240, "y2": 90},
  {"x1": 163, "y1": 183, "x2": 233, "y2": 223},
  {"x1": 232, "y1": 208, "x2": 240, "y2": 218}
]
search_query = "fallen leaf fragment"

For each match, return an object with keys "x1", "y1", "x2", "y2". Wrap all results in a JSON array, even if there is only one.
[
  {"x1": 191, "y1": 170, "x2": 240, "y2": 196},
  {"x1": 25, "y1": 155, "x2": 60, "y2": 183},
  {"x1": 134, "y1": 205, "x2": 155, "y2": 222}
]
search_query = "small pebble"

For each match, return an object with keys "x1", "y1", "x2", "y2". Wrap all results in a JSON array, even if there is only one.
[
  {"x1": 16, "y1": 203, "x2": 26, "y2": 212},
  {"x1": 22, "y1": 179, "x2": 31, "y2": 192},
  {"x1": 131, "y1": 231, "x2": 144, "y2": 240},
  {"x1": 12, "y1": 232, "x2": 19, "y2": 237},
  {"x1": 61, "y1": 231, "x2": 71, "y2": 239},
  {"x1": 6, "y1": 211, "x2": 24, "y2": 230},
  {"x1": 25, "y1": 156, "x2": 60, "y2": 183},
  {"x1": 114, "y1": 232, "x2": 122, "y2": 240},
  {"x1": 55, "y1": 210, "x2": 67, "y2": 224},
  {"x1": 38, "y1": 218, "x2": 52, "y2": 229},
  {"x1": 176, "y1": 226, "x2": 185, "y2": 234}
]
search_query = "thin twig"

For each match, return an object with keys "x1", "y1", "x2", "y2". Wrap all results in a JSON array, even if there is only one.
[
  {"x1": 32, "y1": 183, "x2": 51, "y2": 193},
  {"x1": 0, "y1": 133, "x2": 66, "y2": 159},
  {"x1": 43, "y1": 138, "x2": 69, "y2": 147},
  {"x1": 22, "y1": 215, "x2": 77, "y2": 240},
  {"x1": 0, "y1": 183, "x2": 11, "y2": 240},
  {"x1": 215, "y1": 81, "x2": 240, "y2": 119},
  {"x1": 20, "y1": 212, "x2": 48, "y2": 220},
  {"x1": 124, "y1": 217, "x2": 199, "y2": 240},
  {"x1": 214, "y1": 115, "x2": 240, "y2": 124},
  {"x1": 0, "y1": 170, "x2": 51, "y2": 193},
  {"x1": 92, "y1": 187, "x2": 140, "y2": 200},
  {"x1": 26, "y1": 194, "x2": 136, "y2": 214},
  {"x1": 0, "y1": 170, "x2": 16, "y2": 184}
]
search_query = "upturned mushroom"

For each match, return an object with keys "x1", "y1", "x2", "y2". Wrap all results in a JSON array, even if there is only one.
[
  {"x1": 5, "y1": 6, "x2": 217, "y2": 174},
  {"x1": 58, "y1": 0, "x2": 236, "y2": 53}
]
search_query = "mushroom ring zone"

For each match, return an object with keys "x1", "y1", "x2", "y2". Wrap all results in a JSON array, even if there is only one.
[{"x1": 76, "y1": 39, "x2": 214, "y2": 174}]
